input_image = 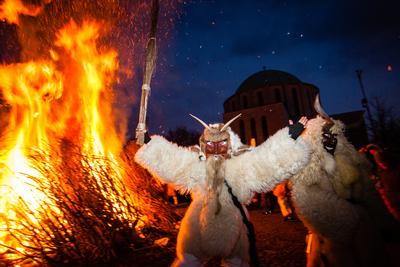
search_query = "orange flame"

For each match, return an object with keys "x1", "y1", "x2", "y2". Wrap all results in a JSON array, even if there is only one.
[
  {"x1": 0, "y1": 0, "x2": 46, "y2": 25},
  {"x1": 54, "y1": 20, "x2": 121, "y2": 156},
  {"x1": 0, "y1": 19, "x2": 130, "y2": 260}
]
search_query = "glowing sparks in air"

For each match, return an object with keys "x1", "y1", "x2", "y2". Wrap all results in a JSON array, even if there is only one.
[{"x1": 0, "y1": 0, "x2": 181, "y2": 263}]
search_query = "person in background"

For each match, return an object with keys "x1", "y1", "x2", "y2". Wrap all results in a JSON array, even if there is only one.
[
  {"x1": 359, "y1": 144, "x2": 400, "y2": 221},
  {"x1": 273, "y1": 180, "x2": 297, "y2": 221},
  {"x1": 261, "y1": 191, "x2": 276, "y2": 215},
  {"x1": 164, "y1": 183, "x2": 179, "y2": 205}
]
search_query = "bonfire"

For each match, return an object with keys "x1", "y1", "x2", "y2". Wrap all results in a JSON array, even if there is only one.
[{"x1": 0, "y1": 0, "x2": 180, "y2": 266}]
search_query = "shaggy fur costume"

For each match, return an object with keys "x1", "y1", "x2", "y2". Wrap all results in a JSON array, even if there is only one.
[
  {"x1": 290, "y1": 116, "x2": 398, "y2": 267},
  {"x1": 135, "y1": 127, "x2": 310, "y2": 266}
]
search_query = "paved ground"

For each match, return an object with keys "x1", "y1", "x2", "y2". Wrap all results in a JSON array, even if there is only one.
[
  {"x1": 250, "y1": 209, "x2": 307, "y2": 267},
  {"x1": 133, "y1": 202, "x2": 400, "y2": 267},
  {"x1": 134, "y1": 208, "x2": 308, "y2": 267}
]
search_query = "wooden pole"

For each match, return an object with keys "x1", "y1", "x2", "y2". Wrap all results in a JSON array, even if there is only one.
[{"x1": 136, "y1": 0, "x2": 159, "y2": 145}]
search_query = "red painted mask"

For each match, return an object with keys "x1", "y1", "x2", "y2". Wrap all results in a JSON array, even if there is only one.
[{"x1": 205, "y1": 140, "x2": 229, "y2": 156}]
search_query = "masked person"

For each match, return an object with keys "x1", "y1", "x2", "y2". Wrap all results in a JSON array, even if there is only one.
[
  {"x1": 135, "y1": 114, "x2": 310, "y2": 267},
  {"x1": 289, "y1": 97, "x2": 398, "y2": 267}
]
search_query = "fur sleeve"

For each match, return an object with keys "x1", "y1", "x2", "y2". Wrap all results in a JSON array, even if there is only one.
[
  {"x1": 225, "y1": 127, "x2": 310, "y2": 201},
  {"x1": 134, "y1": 135, "x2": 205, "y2": 191},
  {"x1": 292, "y1": 183, "x2": 360, "y2": 243}
]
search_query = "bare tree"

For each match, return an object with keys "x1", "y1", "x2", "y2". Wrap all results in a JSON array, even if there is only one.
[
  {"x1": 165, "y1": 126, "x2": 200, "y2": 147},
  {"x1": 369, "y1": 97, "x2": 400, "y2": 156}
]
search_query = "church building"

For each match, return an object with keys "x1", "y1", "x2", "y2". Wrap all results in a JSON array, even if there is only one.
[{"x1": 223, "y1": 69, "x2": 319, "y2": 145}]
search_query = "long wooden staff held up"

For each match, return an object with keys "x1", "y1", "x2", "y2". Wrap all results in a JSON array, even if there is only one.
[{"x1": 136, "y1": 0, "x2": 159, "y2": 145}]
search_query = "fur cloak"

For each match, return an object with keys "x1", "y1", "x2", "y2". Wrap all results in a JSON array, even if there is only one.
[
  {"x1": 135, "y1": 127, "x2": 310, "y2": 264},
  {"x1": 290, "y1": 116, "x2": 398, "y2": 267}
]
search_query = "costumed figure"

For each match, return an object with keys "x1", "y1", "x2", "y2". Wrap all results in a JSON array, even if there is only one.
[
  {"x1": 289, "y1": 96, "x2": 399, "y2": 267},
  {"x1": 273, "y1": 180, "x2": 296, "y2": 221},
  {"x1": 135, "y1": 113, "x2": 310, "y2": 267},
  {"x1": 359, "y1": 144, "x2": 400, "y2": 221}
]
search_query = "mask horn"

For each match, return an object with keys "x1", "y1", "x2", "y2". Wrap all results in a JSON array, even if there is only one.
[
  {"x1": 314, "y1": 94, "x2": 333, "y2": 123},
  {"x1": 221, "y1": 113, "x2": 242, "y2": 132},
  {"x1": 190, "y1": 114, "x2": 211, "y2": 130}
]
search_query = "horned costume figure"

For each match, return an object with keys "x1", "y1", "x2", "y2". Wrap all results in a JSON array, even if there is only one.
[
  {"x1": 135, "y1": 114, "x2": 310, "y2": 267},
  {"x1": 289, "y1": 97, "x2": 399, "y2": 267}
]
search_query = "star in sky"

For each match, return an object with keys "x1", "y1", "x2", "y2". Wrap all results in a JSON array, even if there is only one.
[{"x1": 142, "y1": 0, "x2": 400, "y2": 135}]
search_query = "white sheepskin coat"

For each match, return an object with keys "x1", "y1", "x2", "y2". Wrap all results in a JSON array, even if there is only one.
[
  {"x1": 290, "y1": 116, "x2": 394, "y2": 267},
  {"x1": 135, "y1": 127, "x2": 310, "y2": 262}
]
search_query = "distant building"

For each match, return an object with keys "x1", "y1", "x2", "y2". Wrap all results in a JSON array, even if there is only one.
[
  {"x1": 223, "y1": 69, "x2": 319, "y2": 145},
  {"x1": 223, "y1": 69, "x2": 368, "y2": 148}
]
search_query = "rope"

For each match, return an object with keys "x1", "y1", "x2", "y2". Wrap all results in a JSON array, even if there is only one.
[{"x1": 224, "y1": 180, "x2": 259, "y2": 267}]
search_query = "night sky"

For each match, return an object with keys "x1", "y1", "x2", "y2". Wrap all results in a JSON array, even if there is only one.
[
  {"x1": 146, "y1": 0, "x2": 400, "y2": 135},
  {"x1": 0, "y1": 0, "x2": 399, "y2": 138}
]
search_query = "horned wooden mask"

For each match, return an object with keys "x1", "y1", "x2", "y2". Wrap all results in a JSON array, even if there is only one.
[{"x1": 190, "y1": 114, "x2": 241, "y2": 157}]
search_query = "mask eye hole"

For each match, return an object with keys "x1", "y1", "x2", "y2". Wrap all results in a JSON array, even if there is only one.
[{"x1": 206, "y1": 141, "x2": 213, "y2": 146}]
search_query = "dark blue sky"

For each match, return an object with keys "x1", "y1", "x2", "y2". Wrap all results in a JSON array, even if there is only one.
[
  {"x1": 145, "y1": 0, "x2": 400, "y2": 134},
  {"x1": 0, "y1": 0, "x2": 398, "y2": 137}
]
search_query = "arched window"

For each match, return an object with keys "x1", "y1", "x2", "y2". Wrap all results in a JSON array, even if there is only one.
[
  {"x1": 242, "y1": 95, "x2": 248, "y2": 109},
  {"x1": 305, "y1": 88, "x2": 313, "y2": 115},
  {"x1": 250, "y1": 118, "x2": 257, "y2": 141},
  {"x1": 292, "y1": 87, "x2": 300, "y2": 117},
  {"x1": 257, "y1": 91, "x2": 264, "y2": 106},
  {"x1": 239, "y1": 120, "x2": 246, "y2": 144},
  {"x1": 307, "y1": 89, "x2": 315, "y2": 113},
  {"x1": 275, "y1": 88, "x2": 281, "y2": 102},
  {"x1": 261, "y1": 116, "x2": 269, "y2": 140}
]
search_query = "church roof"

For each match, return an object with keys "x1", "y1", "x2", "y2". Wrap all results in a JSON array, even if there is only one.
[{"x1": 236, "y1": 69, "x2": 301, "y2": 93}]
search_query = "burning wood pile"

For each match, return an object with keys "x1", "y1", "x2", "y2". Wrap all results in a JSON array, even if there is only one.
[
  {"x1": 0, "y1": 0, "x2": 180, "y2": 266},
  {"x1": 1, "y1": 143, "x2": 177, "y2": 266}
]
